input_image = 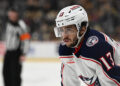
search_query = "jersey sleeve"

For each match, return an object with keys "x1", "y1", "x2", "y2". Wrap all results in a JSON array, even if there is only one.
[
  {"x1": 111, "y1": 41, "x2": 120, "y2": 65},
  {"x1": 96, "y1": 41, "x2": 120, "y2": 85},
  {"x1": 101, "y1": 32, "x2": 120, "y2": 65},
  {"x1": 19, "y1": 20, "x2": 31, "y2": 55}
]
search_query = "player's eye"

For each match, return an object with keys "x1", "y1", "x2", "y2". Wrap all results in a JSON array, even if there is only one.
[
  {"x1": 66, "y1": 28, "x2": 73, "y2": 31},
  {"x1": 60, "y1": 28, "x2": 72, "y2": 33},
  {"x1": 59, "y1": 28, "x2": 64, "y2": 32}
]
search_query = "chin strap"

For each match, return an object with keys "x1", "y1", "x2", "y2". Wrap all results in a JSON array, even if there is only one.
[{"x1": 74, "y1": 27, "x2": 87, "y2": 48}]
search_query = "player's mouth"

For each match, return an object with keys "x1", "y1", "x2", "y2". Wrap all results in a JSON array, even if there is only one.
[{"x1": 63, "y1": 39, "x2": 70, "y2": 43}]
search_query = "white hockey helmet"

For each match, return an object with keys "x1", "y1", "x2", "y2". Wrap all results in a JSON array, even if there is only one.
[{"x1": 54, "y1": 5, "x2": 88, "y2": 37}]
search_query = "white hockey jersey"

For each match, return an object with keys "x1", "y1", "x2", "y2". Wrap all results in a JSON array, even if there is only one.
[{"x1": 59, "y1": 28, "x2": 120, "y2": 86}]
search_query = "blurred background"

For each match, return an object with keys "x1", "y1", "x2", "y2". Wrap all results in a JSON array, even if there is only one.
[
  {"x1": 0, "y1": 0, "x2": 120, "y2": 41},
  {"x1": 0, "y1": 0, "x2": 120, "y2": 86}
]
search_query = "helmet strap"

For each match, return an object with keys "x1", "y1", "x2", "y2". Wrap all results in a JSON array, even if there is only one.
[{"x1": 74, "y1": 26, "x2": 87, "y2": 48}]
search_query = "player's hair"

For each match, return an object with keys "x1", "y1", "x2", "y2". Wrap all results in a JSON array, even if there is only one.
[
  {"x1": 81, "y1": 21, "x2": 87, "y2": 28},
  {"x1": 8, "y1": 6, "x2": 19, "y2": 13}
]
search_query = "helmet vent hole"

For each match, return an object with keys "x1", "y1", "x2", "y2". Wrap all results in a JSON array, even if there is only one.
[
  {"x1": 69, "y1": 10, "x2": 71, "y2": 13},
  {"x1": 80, "y1": 9, "x2": 82, "y2": 11}
]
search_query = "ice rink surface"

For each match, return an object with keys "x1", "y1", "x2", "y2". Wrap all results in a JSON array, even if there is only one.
[{"x1": 0, "y1": 61, "x2": 86, "y2": 86}]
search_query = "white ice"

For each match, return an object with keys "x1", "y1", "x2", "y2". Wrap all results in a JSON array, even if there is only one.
[{"x1": 0, "y1": 62, "x2": 86, "y2": 86}]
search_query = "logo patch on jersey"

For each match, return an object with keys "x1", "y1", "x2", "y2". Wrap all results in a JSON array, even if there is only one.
[
  {"x1": 79, "y1": 75, "x2": 94, "y2": 85},
  {"x1": 86, "y1": 36, "x2": 99, "y2": 47},
  {"x1": 79, "y1": 75, "x2": 101, "y2": 86}
]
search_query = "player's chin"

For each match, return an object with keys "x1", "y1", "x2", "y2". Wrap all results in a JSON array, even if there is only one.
[
  {"x1": 64, "y1": 42, "x2": 70, "y2": 47},
  {"x1": 66, "y1": 40, "x2": 78, "y2": 47},
  {"x1": 65, "y1": 42, "x2": 74, "y2": 47}
]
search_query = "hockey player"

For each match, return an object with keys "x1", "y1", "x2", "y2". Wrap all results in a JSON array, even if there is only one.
[{"x1": 54, "y1": 5, "x2": 120, "y2": 86}]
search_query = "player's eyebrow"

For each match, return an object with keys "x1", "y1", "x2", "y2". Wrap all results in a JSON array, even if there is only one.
[{"x1": 65, "y1": 25, "x2": 76, "y2": 28}]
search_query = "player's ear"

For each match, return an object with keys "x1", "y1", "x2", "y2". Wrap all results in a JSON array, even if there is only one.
[
  {"x1": 81, "y1": 22, "x2": 87, "y2": 28},
  {"x1": 79, "y1": 26, "x2": 86, "y2": 36},
  {"x1": 78, "y1": 22, "x2": 87, "y2": 36}
]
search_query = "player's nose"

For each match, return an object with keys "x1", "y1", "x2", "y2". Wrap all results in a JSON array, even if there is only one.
[{"x1": 62, "y1": 31, "x2": 69, "y2": 38}]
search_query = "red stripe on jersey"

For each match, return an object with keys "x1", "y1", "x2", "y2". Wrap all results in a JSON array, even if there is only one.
[
  {"x1": 67, "y1": 61, "x2": 75, "y2": 64},
  {"x1": 74, "y1": 38, "x2": 84, "y2": 54},
  {"x1": 79, "y1": 56, "x2": 101, "y2": 65},
  {"x1": 101, "y1": 32, "x2": 108, "y2": 41}
]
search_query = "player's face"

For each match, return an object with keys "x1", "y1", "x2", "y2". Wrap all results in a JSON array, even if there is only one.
[{"x1": 60, "y1": 25, "x2": 78, "y2": 47}]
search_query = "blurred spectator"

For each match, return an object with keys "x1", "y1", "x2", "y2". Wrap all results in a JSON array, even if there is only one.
[{"x1": 24, "y1": 0, "x2": 43, "y2": 34}]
